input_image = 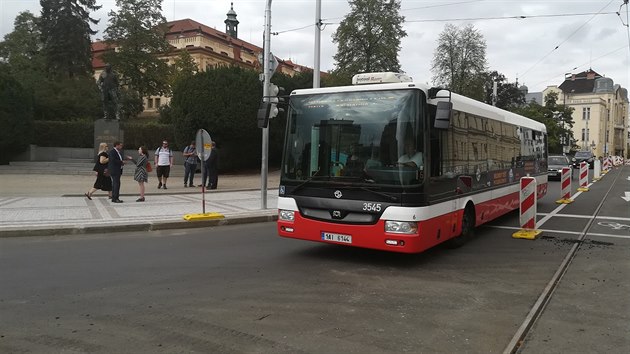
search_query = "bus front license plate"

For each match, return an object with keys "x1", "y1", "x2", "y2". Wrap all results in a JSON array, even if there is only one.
[{"x1": 321, "y1": 232, "x2": 352, "y2": 244}]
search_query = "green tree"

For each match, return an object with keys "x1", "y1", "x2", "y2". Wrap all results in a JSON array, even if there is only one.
[
  {"x1": 0, "y1": 11, "x2": 46, "y2": 88},
  {"x1": 481, "y1": 71, "x2": 525, "y2": 109},
  {"x1": 431, "y1": 23, "x2": 487, "y2": 100},
  {"x1": 32, "y1": 76, "x2": 101, "y2": 120},
  {"x1": 169, "y1": 66, "x2": 262, "y2": 170},
  {"x1": 103, "y1": 0, "x2": 171, "y2": 99},
  {"x1": 0, "y1": 64, "x2": 34, "y2": 163},
  {"x1": 39, "y1": 0, "x2": 101, "y2": 78},
  {"x1": 170, "y1": 49, "x2": 198, "y2": 88},
  {"x1": 332, "y1": 0, "x2": 406, "y2": 76}
]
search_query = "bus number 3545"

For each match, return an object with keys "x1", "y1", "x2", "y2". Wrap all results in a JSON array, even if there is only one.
[{"x1": 362, "y1": 203, "x2": 382, "y2": 212}]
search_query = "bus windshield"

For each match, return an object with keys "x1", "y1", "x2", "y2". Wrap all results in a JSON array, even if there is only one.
[{"x1": 282, "y1": 89, "x2": 425, "y2": 187}]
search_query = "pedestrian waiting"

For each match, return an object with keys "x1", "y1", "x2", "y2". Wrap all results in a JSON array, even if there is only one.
[
  {"x1": 182, "y1": 141, "x2": 197, "y2": 188},
  {"x1": 155, "y1": 140, "x2": 173, "y2": 190}
]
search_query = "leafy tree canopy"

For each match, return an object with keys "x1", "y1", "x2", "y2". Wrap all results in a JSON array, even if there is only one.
[
  {"x1": 103, "y1": 0, "x2": 171, "y2": 98},
  {"x1": 168, "y1": 65, "x2": 262, "y2": 168},
  {"x1": 332, "y1": 0, "x2": 406, "y2": 77},
  {"x1": 0, "y1": 11, "x2": 46, "y2": 87},
  {"x1": 170, "y1": 49, "x2": 198, "y2": 88},
  {"x1": 0, "y1": 63, "x2": 34, "y2": 163},
  {"x1": 39, "y1": 0, "x2": 101, "y2": 78},
  {"x1": 481, "y1": 71, "x2": 525, "y2": 110},
  {"x1": 431, "y1": 23, "x2": 487, "y2": 100}
]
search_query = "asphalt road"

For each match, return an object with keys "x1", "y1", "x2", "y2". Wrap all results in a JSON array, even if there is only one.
[{"x1": 1, "y1": 167, "x2": 628, "y2": 353}]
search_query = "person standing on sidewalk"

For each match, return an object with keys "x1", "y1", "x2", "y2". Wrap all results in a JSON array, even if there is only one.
[
  {"x1": 155, "y1": 140, "x2": 173, "y2": 190},
  {"x1": 207, "y1": 141, "x2": 219, "y2": 189},
  {"x1": 129, "y1": 146, "x2": 149, "y2": 202},
  {"x1": 182, "y1": 141, "x2": 197, "y2": 188},
  {"x1": 108, "y1": 141, "x2": 127, "y2": 203},
  {"x1": 85, "y1": 142, "x2": 112, "y2": 200}
]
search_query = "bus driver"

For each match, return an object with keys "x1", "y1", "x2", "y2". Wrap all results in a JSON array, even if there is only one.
[{"x1": 397, "y1": 139, "x2": 423, "y2": 168}]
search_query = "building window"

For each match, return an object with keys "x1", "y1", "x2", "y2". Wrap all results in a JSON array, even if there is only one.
[
  {"x1": 581, "y1": 128, "x2": 585, "y2": 141},
  {"x1": 147, "y1": 98, "x2": 153, "y2": 109},
  {"x1": 582, "y1": 107, "x2": 590, "y2": 120},
  {"x1": 155, "y1": 98, "x2": 161, "y2": 107}
]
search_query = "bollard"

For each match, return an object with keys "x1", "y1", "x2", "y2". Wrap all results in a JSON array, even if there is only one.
[
  {"x1": 513, "y1": 177, "x2": 542, "y2": 239},
  {"x1": 593, "y1": 159, "x2": 601, "y2": 181},
  {"x1": 577, "y1": 162, "x2": 589, "y2": 192},
  {"x1": 555, "y1": 167, "x2": 574, "y2": 204}
]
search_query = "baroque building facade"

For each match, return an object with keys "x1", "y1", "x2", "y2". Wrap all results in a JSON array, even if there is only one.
[
  {"x1": 91, "y1": 4, "x2": 312, "y2": 115},
  {"x1": 543, "y1": 69, "x2": 629, "y2": 158}
]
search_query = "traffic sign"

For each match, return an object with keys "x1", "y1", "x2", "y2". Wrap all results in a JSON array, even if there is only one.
[{"x1": 195, "y1": 129, "x2": 212, "y2": 161}]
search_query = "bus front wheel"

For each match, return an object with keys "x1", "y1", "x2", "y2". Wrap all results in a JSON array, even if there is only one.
[{"x1": 446, "y1": 205, "x2": 475, "y2": 248}]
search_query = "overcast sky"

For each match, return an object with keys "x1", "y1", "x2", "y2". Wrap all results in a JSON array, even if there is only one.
[{"x1": 2, "y1": 0, "x2": 629, "y2": 93}]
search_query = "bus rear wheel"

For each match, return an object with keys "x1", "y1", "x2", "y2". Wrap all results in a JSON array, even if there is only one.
[{"x1": 446, "y1": 205, "x2": 475, "y2": 248}]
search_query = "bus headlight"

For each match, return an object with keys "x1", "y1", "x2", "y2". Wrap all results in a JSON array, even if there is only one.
[
  {"x1": 385, "y1": 221, "x2": 418, "y2": 234},
  {"x1": 279, "y1": 210, "x2": 295, "y2": 222}
]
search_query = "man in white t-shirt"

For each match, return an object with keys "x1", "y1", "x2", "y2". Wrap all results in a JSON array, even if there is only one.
[
  {"x1": 397, "y1": 139, "x2": 423, "y2": 168},
  {"x1": 155, "y1": 140, "x2": 173, "y2": 189}
]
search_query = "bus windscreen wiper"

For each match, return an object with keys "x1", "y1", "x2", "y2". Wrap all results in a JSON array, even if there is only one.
[{"x1": 290, "y1": 174, "x2": 329, "y2": 194}]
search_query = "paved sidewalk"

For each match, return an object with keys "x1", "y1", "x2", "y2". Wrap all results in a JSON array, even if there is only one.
[{"x1": 0, "y1": 171, "x2": 280, "y2": 237}]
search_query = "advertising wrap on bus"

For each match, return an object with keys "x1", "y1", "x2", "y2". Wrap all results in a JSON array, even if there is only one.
[{"x1": 277, "y1": 73, "x2": 548, "y2": 254}]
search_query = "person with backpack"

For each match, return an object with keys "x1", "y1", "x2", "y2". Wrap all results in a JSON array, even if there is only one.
[
  {"x1": 154, "y1": 140, "x2": 173, "y2": 190},
  {"x1": 182, "y1": 141, "x2": 197, "y2": 188}
]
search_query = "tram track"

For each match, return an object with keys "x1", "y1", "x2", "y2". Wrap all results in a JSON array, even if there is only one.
[{"x1": 503, "y1": 167, "x2": 624, "y2": 354}]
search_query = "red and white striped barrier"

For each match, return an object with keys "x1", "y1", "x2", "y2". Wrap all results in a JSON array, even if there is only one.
[
  {"x1": 555, "y1": 167, "x2": 573, "y2": 204},
  {"x1": 602, "y1": 157, "x2": 611, "y2": 173},
  {"x1": 513, "y1": 176, "x2": 542, "y2": 239},
  {"x1": 577, "y1": 162, "x2": 589, "y2": 192}
]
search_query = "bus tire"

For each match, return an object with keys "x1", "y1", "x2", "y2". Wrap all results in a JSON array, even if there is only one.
[{"x1": 446, "y1": 204, "x2": 475, "y2": 248}]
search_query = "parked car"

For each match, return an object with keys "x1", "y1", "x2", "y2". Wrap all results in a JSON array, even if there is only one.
[
  {"x1": 572, "y1": 150, "x2": 595, "y2": 169},
  {"x1": 547, "y1": 155, "x2": 572, "y2": 180}
]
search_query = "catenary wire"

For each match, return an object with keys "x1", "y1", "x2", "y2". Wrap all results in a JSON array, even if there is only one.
[{"x1": 519, "y1": 0, "x2": 616, "y2": 81}]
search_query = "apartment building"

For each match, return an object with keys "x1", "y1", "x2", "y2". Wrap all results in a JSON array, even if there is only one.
[{"x1": 543, "y1": 69, "x2": 629, "y2": 157}]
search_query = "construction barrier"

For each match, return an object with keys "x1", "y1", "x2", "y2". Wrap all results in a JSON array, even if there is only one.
[
  {"x1": 577, "y1": 162, "x2": 589, "y2": 192},
  {"x1": 555, "y1": 167, "x2": 574, "y2": 204},
  {"x1": 602, "y1": 157, "x2": 610, "y2": 173},
  {"x1": 593, "y1": 159, "x2": 601, "y2": 181},
  {"x1": 513, "y1": 176, "x2": 542, "y2": 239}
]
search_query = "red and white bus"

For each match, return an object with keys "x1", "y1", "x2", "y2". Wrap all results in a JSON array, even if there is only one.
[{"x1": 277, "y1": 72, "x2": 548, "y2": 253}]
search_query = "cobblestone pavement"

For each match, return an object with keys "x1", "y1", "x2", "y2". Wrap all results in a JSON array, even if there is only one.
[{"x1": 0, "y1": 171, "x2": 280, "y2": 237}]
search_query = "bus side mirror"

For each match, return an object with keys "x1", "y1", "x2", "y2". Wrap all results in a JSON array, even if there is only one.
[{"x1": 434, "y1": 101, "x2": 452, "y2": 129}]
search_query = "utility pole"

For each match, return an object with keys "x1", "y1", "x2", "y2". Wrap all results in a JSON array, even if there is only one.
[
  {"x1": 260, "y1": 0, "x2": 272, "y2": 209},
  {"x1": 313, "y1": 0, "x2": 321, "y2": 88}
]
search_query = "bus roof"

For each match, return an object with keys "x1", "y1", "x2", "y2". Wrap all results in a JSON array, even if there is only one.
[{"x1": 290, "y1": 80, "x2": 546, "y2": 133}]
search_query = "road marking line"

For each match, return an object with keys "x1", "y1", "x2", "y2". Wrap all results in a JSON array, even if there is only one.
[
  {"x1": 536, "y1": 213, "x2": 630, "y2": 221},
  {"x1": 488, "y1": 225, "x2": 627, "y2": 239}
]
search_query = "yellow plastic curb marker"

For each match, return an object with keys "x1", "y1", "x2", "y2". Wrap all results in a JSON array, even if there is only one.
[
  {"x1": 555, "y1": 198, "x2": 574, "y2": 204},
  {"x1": 512, "y1": 229, "x2": 543, "y2": 240},
  {"x1": 577, "y1": 187, "x2": 589, "y2": 192},
  {"x1": 183, "y1": 212, "x2": 225, "y2": 221}
]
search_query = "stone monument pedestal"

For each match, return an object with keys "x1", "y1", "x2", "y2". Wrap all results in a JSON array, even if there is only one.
[{"x1": 94, "y1": 119, "x2": 124, "y2": 156}]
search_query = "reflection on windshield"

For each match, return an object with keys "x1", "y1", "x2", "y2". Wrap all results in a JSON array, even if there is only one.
[{"x1": 282, "y1": 89, "x2": 424, "y2": 187}]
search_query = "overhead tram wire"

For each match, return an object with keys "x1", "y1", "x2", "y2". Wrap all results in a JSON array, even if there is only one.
[
  {"x1": 531, "y1": 45, "x2": 630, "y2": 89},
  {"x1": 273, "y1": 10, "x2": 618, "y2": 36},
  {"x1": 321, "y1": 0, "x2": 488, "y2": 23},
  {"x1": 519, "y1": 0, "x2": 616, "y2": 81}
]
